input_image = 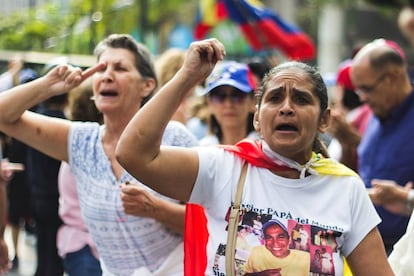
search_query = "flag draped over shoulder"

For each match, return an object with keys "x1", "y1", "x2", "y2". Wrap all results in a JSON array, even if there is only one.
[
  {"x1": 193, "y1": 0, "x2": 316, "y2": 60},
  {"x1": 184, "y1": 139, "x2": 356, "y2": 275},
  {"x1": 184, "y1": 203, "x2": 209, "y2": 276},
  {"x1": 221, "y1": 139, "x2": 357, "y2": 177}
]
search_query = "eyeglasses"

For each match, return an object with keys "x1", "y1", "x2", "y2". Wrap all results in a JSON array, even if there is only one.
[
  {"x1": 355, "y1": 73, "x2": 388, "y2": 95},
  {"x1": 208, "y1": 91, "x2": 249, "y2": 104}
]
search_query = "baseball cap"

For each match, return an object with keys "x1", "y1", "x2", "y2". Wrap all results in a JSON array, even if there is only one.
[
  {"x1": 384, "y1": 39, "x2": 406, "y2": 60},
  {"x1": 262, "y1": 219, "x2": 289, "y2": 235},
  {"x1": 202, "y1": 61, "x2": 256, "y2": 95},
  {"x1": 368, "y1": 39, "x2": 406, "y2": 60},
  {"x1": 336, "y1": 60, "x2": 355, "y2": 91},
  {"x1": 19, "y1": 68, "x2": 38, "y2": 84}
]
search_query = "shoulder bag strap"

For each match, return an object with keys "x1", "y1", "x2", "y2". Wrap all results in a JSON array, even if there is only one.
[{"x1": 225, "y1": 162, "x2": 248, "y2": 276}]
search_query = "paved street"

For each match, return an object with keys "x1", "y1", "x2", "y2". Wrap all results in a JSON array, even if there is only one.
[{"x1": 4, "y1": 226, "x2": 36, "y2": 276}]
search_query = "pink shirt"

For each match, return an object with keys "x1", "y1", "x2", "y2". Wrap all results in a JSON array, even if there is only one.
[
  {"x1": 57, "y1": 162, "x2": 99, "y2": 259},
  {"x1": 351, "y1": 104, "x2": 372, "y2": 135}
]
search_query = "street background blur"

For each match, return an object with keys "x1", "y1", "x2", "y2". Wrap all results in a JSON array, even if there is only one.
[
  {"x1": 0, "y1": 0, "x2": 411, "y2": 275},
  {"x1": 4, "y1": 227, "x2": 36, "y2": 275},
  {"x1": 0, "y1": 0, "x2": 412, "y2": 77}
]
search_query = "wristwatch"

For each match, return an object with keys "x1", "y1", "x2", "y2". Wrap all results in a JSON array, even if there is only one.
[{"x1": 406, "y1": 189, "x2": 414, "y2": 212}]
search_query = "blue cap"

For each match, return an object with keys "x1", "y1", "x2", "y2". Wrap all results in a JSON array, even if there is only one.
[
  {"x1": 262, "y1": 219, "x2": 289, "y2": 236},
  {"x1": 202, "y1": 61, "x2": 256, "y2": 95},
  {"x1": 19, "y1": 69, "x2": 38, "y2": 84}
]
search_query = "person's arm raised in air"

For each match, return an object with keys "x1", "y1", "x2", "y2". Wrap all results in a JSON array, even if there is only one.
[
  {"x1": 0, "y1": 63, "x2": 105, "y2": 162},
  {"x1": 116, "y1": 39, "x2": 226, "y2": 202}
]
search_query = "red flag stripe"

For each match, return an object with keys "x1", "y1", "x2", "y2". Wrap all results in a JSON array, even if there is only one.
[
  {"x1": 184, "y1": 203, "x2": 209, "y2": 276},
  {"x1": 239, "y1": 20, "x2": 315, "y2": 59}
]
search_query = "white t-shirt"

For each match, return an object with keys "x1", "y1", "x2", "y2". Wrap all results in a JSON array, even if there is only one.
[
  {"x1": 388, "y1": 209, "x2": 414, "y2": 275},
  {"x1": 190, "y1": 146, "x2": 381, "y2": 276},
  {"x1": 199, "y1": 131, "x2": 260, "y2": 146}
]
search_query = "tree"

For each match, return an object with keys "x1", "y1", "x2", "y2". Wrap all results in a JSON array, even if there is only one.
[
  {"x1": 0, "y1": 4, "x2": 65, "y2": 51},
  {"x1": 0, "y1": 0, "x2": 198, "y2": 55}
]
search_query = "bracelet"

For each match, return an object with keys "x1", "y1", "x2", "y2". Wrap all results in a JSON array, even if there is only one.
[{"x1": 406, "y1": 189, "x2": 414, "y2": 212}]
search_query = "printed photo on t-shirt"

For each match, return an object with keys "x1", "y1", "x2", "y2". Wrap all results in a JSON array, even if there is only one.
[{"x1": 214, "y1": 208, "x2": 343, "y2": 276}]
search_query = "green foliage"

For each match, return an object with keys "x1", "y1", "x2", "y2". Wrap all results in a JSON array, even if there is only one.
[
  {"x1": 0, "y1": 0, "x2": 198, "y2": 54},
  {"x1": 2, "y1": 0, "x2": 352, "y2": 57},
  {"x1": 0, "y1": 3, "x2": 69, "y2": 51},
  {"x1": 363, "y1": 0, "x2": 408, "y2": 8}
]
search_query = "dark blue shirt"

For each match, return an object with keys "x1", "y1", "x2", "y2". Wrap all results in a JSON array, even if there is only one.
[
  {"x1": 358, "y1": 90, "x2": 414, "y2": 244},
  {"x1": 26, "y1": 105, "x2": 66, "y2": 200}
]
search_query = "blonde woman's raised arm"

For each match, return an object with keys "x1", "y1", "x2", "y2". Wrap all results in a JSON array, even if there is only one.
[
  {"x1": 117, "y1": 39, "x2": 226, "y2": 202},
  {"x1": 0, "y1": 63, "x2": 105, "y2": 162}
]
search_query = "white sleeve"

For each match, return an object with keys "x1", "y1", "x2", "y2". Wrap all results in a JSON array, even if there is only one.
[
  {"x1": 388, "y1": 210, "x2": 414, "y2": 275},
  {"x1": 190, "y1": 146, "x2": 239, "y2": 208},
  {"x1": 0, "y1": 72, "x2": 13, "y2": 92}
]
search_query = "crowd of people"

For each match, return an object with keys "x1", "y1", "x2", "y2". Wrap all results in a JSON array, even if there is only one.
[
  {"x1": 0, "y1": 5, "x2": 414, "y2": 276},
  {"x1": 115, "y1": 38, "x2": 393, "y2": 275}
]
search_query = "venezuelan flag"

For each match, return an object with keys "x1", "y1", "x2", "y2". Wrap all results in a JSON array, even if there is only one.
[
  {"x1": 193, "y1": 0, "x2": 316, "y2": 60},
  {"x1": 194, "y1": 0, "x2": 227, "y2": 40},
  {"x1": 184, "y1": 203, "x2": 209, "y2": 276},
  {"x1": 223, "y1": 0, "x2": 315, "y2": 60}
]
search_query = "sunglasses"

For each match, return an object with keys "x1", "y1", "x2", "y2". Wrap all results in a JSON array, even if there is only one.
[{"x1": 208, "y1": 91, "x2": 249, "y2": 104}]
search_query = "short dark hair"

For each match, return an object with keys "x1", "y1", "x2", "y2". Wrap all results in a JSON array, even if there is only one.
[{"x1": 93, "y1": 34, "x2": 157, "y2": 106}]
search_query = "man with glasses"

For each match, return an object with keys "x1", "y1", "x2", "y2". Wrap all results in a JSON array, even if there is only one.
[{"x1": 350, "y1": 38, "x2": 414, "y2": 255}]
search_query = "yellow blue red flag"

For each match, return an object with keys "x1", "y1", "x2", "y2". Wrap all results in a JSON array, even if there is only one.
[{"x1": 194, "y1": 0, "x2": 316, "y2": 60}]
